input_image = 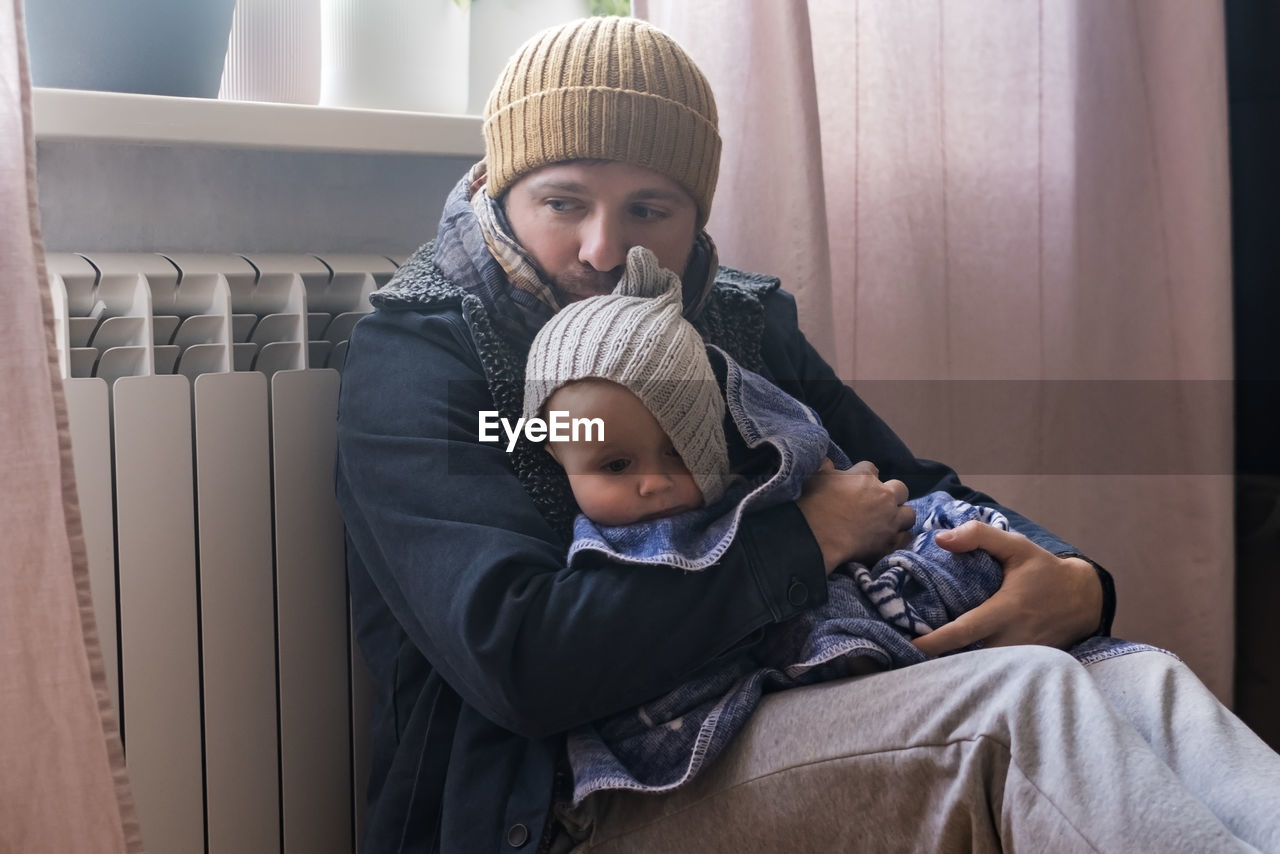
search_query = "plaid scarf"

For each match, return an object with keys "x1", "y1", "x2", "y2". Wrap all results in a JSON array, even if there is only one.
[{"x1": 468, "y1": 165, "x2": 562, "y2": 315}]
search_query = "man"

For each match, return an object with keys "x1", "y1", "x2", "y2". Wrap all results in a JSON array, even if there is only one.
[{"x1": 336, "y1": 16, "x2": 1280, "y2": 853}]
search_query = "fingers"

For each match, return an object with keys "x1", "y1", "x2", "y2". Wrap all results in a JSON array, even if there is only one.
[
  {"x1": 845, "y1": 462, "x2": 906, "y2": 506},
  {"x1": 849, "y1": 460, "x2": 878, "y2": 476},
  {"x1": 896, "y1": 503, "x2": 916, "y2": 533},
  {"x1": 935, "y1": 520, "x2": 1033, "y2": 561},
  {"x1": 911, "y1": 597, "x2": 1008, "y2": 657}
]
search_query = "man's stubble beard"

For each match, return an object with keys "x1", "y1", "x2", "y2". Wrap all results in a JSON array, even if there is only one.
[{"x1": 548, "y1": 265, "x2": 623, "y2": 304}]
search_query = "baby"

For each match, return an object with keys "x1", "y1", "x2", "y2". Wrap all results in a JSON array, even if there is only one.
[
  {"x1": 523, "y1": 247, "x2": 1142, "y2": 804},
  {"x1": 536, "y1": 378, "x2": 711, "y2": 528},
  {"x1": 525, "y1": 245, "x2": 732, "y2": 531}
]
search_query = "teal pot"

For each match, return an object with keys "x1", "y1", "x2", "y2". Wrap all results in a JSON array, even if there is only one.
[{"x1": 24, "y1": 0, "x2": 238, "y2": 97}]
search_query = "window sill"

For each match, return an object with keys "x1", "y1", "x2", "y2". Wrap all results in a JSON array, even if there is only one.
[{"x1": 32, "y1": 87, "x2": 485, "y2": 158}]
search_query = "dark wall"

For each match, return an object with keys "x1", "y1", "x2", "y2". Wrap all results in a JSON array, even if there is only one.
[
  {"x1": 1227, "y1": 0, "x2": 1280, "y2": 748},
  {"x1": 1229, "y1": 0, "x2": 1280, "y2": 473}
]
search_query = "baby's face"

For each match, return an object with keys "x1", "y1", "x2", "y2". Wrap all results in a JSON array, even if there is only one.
[{"x1": 544, "y1": 379, "x2": 705, "y2": 527}]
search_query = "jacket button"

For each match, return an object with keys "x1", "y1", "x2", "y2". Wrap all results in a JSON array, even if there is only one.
[
  {"x1": 507, "y1": 823, "x2": 529, "y2": 847},
  {"x1": 787, "y1": 579, "x2": 808, "y2": 607}
]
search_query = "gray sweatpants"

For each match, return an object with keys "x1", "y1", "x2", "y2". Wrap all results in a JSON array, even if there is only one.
[{"x1": 558, "y1": 648, "x2": 1280, "y2": 853}]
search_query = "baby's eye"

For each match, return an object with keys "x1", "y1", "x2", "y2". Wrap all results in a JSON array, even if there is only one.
[{"x1": 602, "y1": 459, "x2": 630, "y2": 473}]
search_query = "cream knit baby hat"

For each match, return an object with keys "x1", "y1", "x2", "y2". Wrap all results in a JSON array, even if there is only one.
[{"x1": 524, "y1": 246, "x2": 730, "y2": 505}]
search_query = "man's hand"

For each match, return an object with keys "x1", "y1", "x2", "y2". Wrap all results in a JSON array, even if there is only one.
[
  {"x1": 911, "y1": 521, "x2": 1103, "y2": 657},
  {"x1": 796, "y1": 460, "x2": 915, "y2": 574}
]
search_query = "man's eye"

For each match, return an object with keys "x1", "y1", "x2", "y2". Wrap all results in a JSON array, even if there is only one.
[
  {"x1": 602, "y1": 459, "x2": 630, "y2": 473},
  {"x1": 547, "y1": 199, "x2": 576, "y2": 212},
  {"x1": 631, "y1": 205, "x2": 667, "y2": 220}
]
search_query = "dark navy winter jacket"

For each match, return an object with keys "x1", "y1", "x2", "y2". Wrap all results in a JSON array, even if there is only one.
[{"x1": 335, "y1": 247, "x2": 1113, "y2": 853}]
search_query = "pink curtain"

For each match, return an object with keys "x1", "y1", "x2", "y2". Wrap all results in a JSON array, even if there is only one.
[
  {"x1": 1, "y1": 1, "x2": 142, "y2": 850},
  {"x1": 637, "y1": 0, "x2": 1235, "y2": 701}
]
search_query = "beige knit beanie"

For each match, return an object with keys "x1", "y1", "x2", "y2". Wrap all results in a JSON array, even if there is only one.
[
  {"x1": 525, "y1": 246, "x2": 730, "y2": 505},
  {"x1": 483, "y1": 16, "x2": 721, "y2": 228}
]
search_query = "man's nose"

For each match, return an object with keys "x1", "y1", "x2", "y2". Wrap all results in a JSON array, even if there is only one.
[{"x1": 578, "y1": 212, "x2": 628, "y2": 272}]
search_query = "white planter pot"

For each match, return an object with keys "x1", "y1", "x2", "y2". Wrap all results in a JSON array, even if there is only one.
[
  {"x1": 220, "y1": 0, "x2": 322, "y2": 105},
  {"x1": 467, "y1": 0, "x2": 592, "y2": 114},
  {"x1": 320, "y1": 0, "x2": 470, "y2": 114}
]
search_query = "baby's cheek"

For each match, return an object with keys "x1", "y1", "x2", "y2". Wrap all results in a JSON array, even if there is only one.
[{"x1": 570, "y1": 478, "x2": 627, "y2": 526}]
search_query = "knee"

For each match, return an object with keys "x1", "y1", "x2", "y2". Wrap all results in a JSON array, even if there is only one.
[
  {"x1": 1120, "y1": 648, "x2": 1184, "y2": 678},
  {"x1": 1009, "y1": 645, "x2": 1079, "y2": 668},
  {"x1": 1087, "y1": 648, "x2": 1191, "y2": 699},
  {"x1": 927, "y1": 647, "x2": 1101, "y2": 743},
  {"x1": 975, "y1": 645, "x2": 1092, "y2": 698},
  {"x1": 981, "y1": 644, "x2": 1081, "y2": 678}
]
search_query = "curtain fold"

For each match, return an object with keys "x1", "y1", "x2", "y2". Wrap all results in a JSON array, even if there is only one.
[
  {"x1": 636, "y1": 0, "x2": 837, "y2": 362},
  {"x1": 1, "y1": 1, "x2": 142, "y2": 850},
  {"x1": 639, "y1": 0, "x2": 1235, "y2": 701}
]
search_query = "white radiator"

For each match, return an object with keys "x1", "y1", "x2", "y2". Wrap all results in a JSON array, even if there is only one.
[{"x1": 49, "y1": 251, "x2": 398, "y2": 854}]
